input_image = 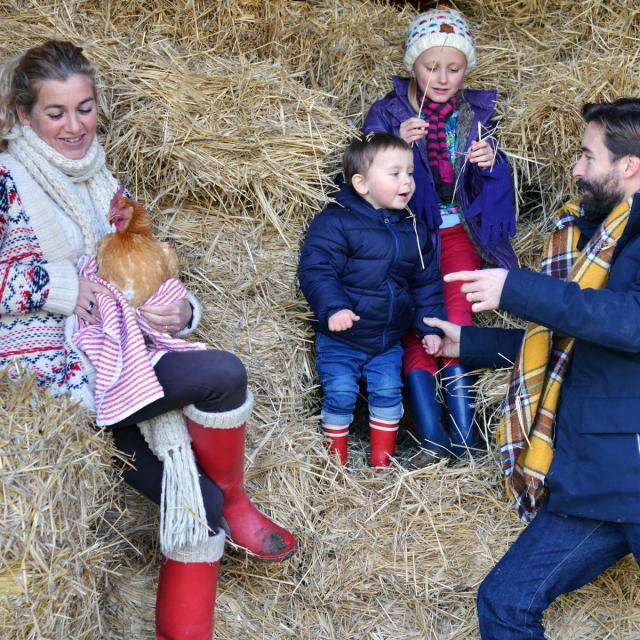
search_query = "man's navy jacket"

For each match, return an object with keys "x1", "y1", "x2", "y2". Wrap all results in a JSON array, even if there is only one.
[{"x1": 461, "y1": 192, "x2": 640, "y2": 523}]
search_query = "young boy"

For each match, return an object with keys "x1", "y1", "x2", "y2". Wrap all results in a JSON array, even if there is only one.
[{"x1": 298, "y1": 133, "x2": 446, "y2": 467}]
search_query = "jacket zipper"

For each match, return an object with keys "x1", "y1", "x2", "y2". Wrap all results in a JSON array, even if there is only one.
[{"x1": 382, "y1": 216, "x2": 399, "y2": 352}]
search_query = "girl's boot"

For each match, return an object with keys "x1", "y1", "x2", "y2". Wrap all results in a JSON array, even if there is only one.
[
  {"x1": 184, "y1": 393, "x2": 297, "y2": 562},
  {"x1": 156, "y1": 530, "x2": 225, "y2": 639},
  {"x1": 406, "y1": 369, "x2": 451, "y2": 462},
  {"x1": 442, "y1": 364, "x2": 480, "y2": 458}
]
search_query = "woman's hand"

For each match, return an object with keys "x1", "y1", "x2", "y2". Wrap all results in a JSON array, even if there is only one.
[
  {"x1": 468, "y1": 140, "x2": 496, "y2": 168},
  {"x1": 75, "y1": 277, "x2": 113, "y2": 325},
  {"x1": 139, "y1": 298, "x2": 193, "y2": 335},
  {"x1": 399, "y1": 117, "x2": 428, "y2": 144}
]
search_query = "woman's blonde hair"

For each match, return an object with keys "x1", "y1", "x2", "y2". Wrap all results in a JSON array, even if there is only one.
[{"x1": 0, "y1": 40, "x2": 96, "y2": 147}]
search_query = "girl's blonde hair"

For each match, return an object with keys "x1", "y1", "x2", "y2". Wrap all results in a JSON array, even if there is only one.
[{"x1": 0, "y1": 40, "x2": 96, "y2": 148}]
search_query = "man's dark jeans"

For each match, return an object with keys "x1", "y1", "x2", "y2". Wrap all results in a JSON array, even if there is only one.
[{"x1": 477, "y1": 506, "x2": 640, "y2": 639}]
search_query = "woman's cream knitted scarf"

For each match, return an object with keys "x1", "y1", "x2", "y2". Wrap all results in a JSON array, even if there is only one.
[
  {"x1": 8, "y1": 124, "x2": 118, "y2": 255},
  {"x1": 9, "y1": 125, "x2": 210, "y2": 556}
]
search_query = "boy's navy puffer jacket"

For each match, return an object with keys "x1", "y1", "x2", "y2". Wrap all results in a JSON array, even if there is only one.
[{"x1": 298, "y1": 181, "x2": 446, "y2": 356}]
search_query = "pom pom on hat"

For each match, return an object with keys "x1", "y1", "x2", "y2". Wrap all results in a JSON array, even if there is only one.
[{"x1": 403, "y1": 6, "x2": 476, "y2": 73}]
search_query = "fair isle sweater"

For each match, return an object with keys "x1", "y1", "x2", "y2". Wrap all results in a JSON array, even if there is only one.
[
  {"x1": 0, "y1": 154, "x2": 201, "y2": 409},
  {"x1": 0, "y1": 153, "x2": 101, "y2": 406}
]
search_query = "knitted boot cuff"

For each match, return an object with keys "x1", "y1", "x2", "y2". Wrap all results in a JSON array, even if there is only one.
[
  {"x1": 163, "y1": 528, "x2": 225, "y2": 564},
  {"x1": 183, "y1": 390, "x2": 254, "y2": 429},
  {"x1": 138, "y1": 410, "x2": 209, "y2": 555}
]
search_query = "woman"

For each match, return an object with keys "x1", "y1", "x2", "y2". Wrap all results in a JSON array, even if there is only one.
[{"x1": 0, "y1": 40, "x2": 296, "y2": 639}]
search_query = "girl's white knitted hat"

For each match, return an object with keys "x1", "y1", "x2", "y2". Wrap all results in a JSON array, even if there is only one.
[{"x1": 403, "y1": 6, "x2": 476, "y2": 73}]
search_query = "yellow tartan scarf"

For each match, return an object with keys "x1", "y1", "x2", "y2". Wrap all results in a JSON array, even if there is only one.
[{"x1": 499, "y1": 197, "x2": 632, "y2": 521}]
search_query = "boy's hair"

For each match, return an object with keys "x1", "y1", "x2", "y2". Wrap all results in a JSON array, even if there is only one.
[
  {"x1": 343, "y1": 132, "x2": 411, "y2": 185},
  {"x1": 582, "y1": 99, "x2": 640, "y2": 161}
]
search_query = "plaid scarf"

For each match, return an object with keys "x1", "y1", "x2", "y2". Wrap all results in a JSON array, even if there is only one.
[
  {"x1": 420, "y1": 96, "x2": 457, "y2": 202},
  {"x1": 499, "y1": 197, "x2": 632, "y2": 521}
]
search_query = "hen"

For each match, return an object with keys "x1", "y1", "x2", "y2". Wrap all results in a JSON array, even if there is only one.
[{"x1": 97, "y1": 187, "x2": 178, "y2": 307}]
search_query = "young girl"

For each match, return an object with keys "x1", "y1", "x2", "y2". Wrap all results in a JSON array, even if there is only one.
[{"x1": 363, "y1": 6, "x2": 518, "y2": 460}]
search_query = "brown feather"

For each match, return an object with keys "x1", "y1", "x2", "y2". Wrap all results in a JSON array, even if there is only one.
[{"x1": 97, "y1": 197, "x2": 178, "y2": 307}]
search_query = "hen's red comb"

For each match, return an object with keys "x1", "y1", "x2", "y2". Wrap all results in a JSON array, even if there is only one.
[{"x1": 110, "y1": 185, "x2": 126, "y2": 208}]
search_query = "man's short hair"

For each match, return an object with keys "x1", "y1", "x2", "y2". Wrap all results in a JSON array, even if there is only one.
[
  {"x1": 582, "y1": 98, "x2": 640, "y2": 161},
  {"x1": 343, "y1": 132, "x2": 411, "y2": 184}
]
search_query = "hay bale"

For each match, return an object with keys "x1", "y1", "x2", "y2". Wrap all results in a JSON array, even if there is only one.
[{"x1": 0, "y1": 370, "x2": 126, "y2": 639}]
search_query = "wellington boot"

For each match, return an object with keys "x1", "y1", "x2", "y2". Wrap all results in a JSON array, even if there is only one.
[{"x1": 184, "y1": 395, "x2": 297, "y2": 562}]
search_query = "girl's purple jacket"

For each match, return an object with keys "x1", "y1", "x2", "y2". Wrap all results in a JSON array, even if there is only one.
[{"x1": 363, "y1": 76, "x2": 518, "y2": 268}]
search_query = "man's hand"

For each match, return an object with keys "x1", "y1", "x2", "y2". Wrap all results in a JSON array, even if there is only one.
[
  {"x1": 328, "y1": 309, "x2": 360, "y2": 332},
  {"x1": 445, "y1": 268, "x2": 508, "y2": 312},
  {"x1": 423, "y1": 317, "x2": 461, "y2": 358},
  {"x1": 422, "y1": 333, "x2": 443, "y2": 356}
]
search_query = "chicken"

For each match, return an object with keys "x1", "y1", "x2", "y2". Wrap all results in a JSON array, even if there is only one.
[{"x1": 97, "y1": 186, "x2": 178, "y2": 307}]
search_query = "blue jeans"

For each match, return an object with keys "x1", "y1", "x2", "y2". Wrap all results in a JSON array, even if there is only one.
[
  {"x1": 315, "y1": 333, "x2": 403, "y2": 426},
  {"x1": 477, "y1": 506, "x2": 640, "y2": 639}
]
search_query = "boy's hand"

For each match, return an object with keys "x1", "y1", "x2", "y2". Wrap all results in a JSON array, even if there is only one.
[
  {"x1": 468, "y1": 139, "x2": 495, "y2": 168},
  {"x1": 422, "y1": 333, "x2": 443, "y2": 356},
  {"x1": 328, "y1": 309, "x2": 360, "y2": 332},
  {"x1": 399, "y1": 117, "x2": 428, "y2": 144},
  {"x1": 423, "y1": 317, "x2": 461, "y2": 358}
]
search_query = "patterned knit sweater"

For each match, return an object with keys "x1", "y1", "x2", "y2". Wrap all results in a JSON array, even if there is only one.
[{"x1": 0, "y1": 153, "x2": 199, "y2": 409}]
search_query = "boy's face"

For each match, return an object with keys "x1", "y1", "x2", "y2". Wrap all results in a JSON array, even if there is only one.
[
  {"x1": 413, "y1": 46, "x2": 466, "y2": 104},
  {"x1": 353, "y1": 147, "x2": 415, "y2": 210}
]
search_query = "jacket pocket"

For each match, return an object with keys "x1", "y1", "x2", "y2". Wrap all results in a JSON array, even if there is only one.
[{"x1": 577, "y1": 397, "x2": 640, "y2": 434}]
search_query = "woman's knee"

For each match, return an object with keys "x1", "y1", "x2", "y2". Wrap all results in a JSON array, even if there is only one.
[{"x1": 195, "y1": 350, "x2": 248, "y2": 412}]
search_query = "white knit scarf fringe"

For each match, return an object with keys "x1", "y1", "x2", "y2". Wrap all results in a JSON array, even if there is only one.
[
  {"x1": 138, "y1": 411, "x2": 209, "y2": 555},
  {"x1": 8, "y1": 125, "x2": 118, "y2": 255}
]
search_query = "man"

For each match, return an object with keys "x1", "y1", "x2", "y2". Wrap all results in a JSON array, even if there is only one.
[{"x1": 425, "y1": 98, "x2": 640, "y2": 639}]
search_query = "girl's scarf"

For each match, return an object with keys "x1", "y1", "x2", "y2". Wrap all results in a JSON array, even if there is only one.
[
  {"x1": 420, "y1": 95, "x2": 457, "y2": 202},
  {"x1": 499, "y1": 197, "x2": 632, "y2": 522},
  {"x1": 8, "y1": 125, "x2": 118, "y2": 255}
]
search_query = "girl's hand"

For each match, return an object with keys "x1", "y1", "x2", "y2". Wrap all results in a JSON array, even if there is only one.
[
  {"x1": 468, "y1": 139, "x2": 495, "y2": 168},
  {"x1": 75, "y1": 277, "x2": 113, "y2": 325},
  {"x1": 328, "y1": 309, "x2": 360, "y2": 332},
  {"x1": 399, "y1": 118, "x2": 429, "y2": 144},
  {"x1": 140, "y1": 298, "x2": 193, "y2": 335}
]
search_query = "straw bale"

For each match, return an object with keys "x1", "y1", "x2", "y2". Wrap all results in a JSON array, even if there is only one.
[
  {"x1": 0, "y1": 369, "x2": 126, "y2": 639},
  {"x1": 2, "y1": 0, "x2": 640, "y2": 638}
]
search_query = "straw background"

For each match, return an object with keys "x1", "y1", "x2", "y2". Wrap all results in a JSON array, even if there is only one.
[{"x1": 0, "y1": 0, "x2": 639, "y2": 638}]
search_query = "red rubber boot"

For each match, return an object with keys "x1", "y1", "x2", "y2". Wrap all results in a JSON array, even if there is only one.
[
  {"x1": 369, "y1": 416, "x2": 399, "y2": 468},
  {"x1": 156, "y1": 531, "x2": 224, "y2": 639},
  {"x1": 321, "y1": 422, "x2": 349, "y2": 465},
  {"x1": 184, "y1": 393, "x2": 297, "y2": 563}
]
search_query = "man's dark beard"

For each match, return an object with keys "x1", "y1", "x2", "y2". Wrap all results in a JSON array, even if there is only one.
[{"x1": 576, "y1": 174, "x2": 625, "y2": 223}]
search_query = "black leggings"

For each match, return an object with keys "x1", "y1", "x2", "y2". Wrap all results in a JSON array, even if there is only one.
[{"x1": 110, "y1": 350, "x2": 247, "y2": 532}]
